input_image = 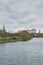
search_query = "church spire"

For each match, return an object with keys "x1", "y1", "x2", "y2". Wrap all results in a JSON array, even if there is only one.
[{"x1": 3, "y1": 24, "x2": 6, "y2": 32}]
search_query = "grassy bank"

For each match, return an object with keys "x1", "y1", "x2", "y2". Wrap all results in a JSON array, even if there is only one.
[{"x1": 0, "y1": 36, "x2": 22, "y2": 43}]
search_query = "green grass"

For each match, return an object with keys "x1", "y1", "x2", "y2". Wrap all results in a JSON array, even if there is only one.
[{"x1": 0, "y1": 36, "x2": 22, "y2": 43}]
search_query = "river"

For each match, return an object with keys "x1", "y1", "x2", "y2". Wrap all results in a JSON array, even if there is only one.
[{"x1": 0, "y1": 38, "x2": 43, "y2": 65}]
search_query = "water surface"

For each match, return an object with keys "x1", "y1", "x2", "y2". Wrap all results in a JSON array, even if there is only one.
[{"x1": 0, "y1": 38, "x2": 43, "y2": 65}]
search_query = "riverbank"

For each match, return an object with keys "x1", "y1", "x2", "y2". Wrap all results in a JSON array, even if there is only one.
[
  {"x1": 32, "y1": 33, "x2": 43, "y2": 38},
  {"x1": 0, "y1": 37, "x2": 32, "y2": 43},
  {"x1": 0, "y1": 30, "x2": 32, "y2": 43}
]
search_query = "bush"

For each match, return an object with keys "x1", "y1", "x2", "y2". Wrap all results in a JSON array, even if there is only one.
[{"x1": 16, "y1": 30, "x2": 32, "y2": 41}]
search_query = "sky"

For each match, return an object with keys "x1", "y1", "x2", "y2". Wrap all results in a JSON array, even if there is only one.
[{"x1": 0, "y1": 0, "x2": 43, "y2": 32}]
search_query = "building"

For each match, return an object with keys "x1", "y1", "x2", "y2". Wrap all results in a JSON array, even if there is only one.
[
  {"x1": 27, "y1": 29, "x2": 36, "y2": 33},
  {"x1": 31, "y1": 29, "x2": 36, "y2": 33}
]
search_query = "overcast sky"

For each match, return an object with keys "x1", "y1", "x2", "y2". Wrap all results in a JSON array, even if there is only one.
[{"x1": 0, "y1": 0, "x2": 43, "y2": 32}]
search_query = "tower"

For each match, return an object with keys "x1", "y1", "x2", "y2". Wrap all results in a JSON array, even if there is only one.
[
  {"x1": 3, "y1": 25, "x2": 6, "y2": 32},
  {"x1": 38, "y1": 30, "x2": 40, "y2": 34}
]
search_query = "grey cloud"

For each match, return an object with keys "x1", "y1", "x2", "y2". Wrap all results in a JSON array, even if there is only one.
[{"x1": 0, "y1": 0, "x2": 43, "y2": 32}]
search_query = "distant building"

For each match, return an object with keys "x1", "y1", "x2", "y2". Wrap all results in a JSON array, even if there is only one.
[
  {"x1": 27, "y1": 29, "x2": 36, "y2": 33},
  {"x1": 32, "y1": 29, "x2": 36, "y2": 33},
  {"x1": 3, "y1": 25, "x2": 6, "y2": 32}
]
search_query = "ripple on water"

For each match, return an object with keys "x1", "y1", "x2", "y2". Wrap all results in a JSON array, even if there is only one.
[{"x1": 0, "y1": 38, "x2": 43, "y2": 65}]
